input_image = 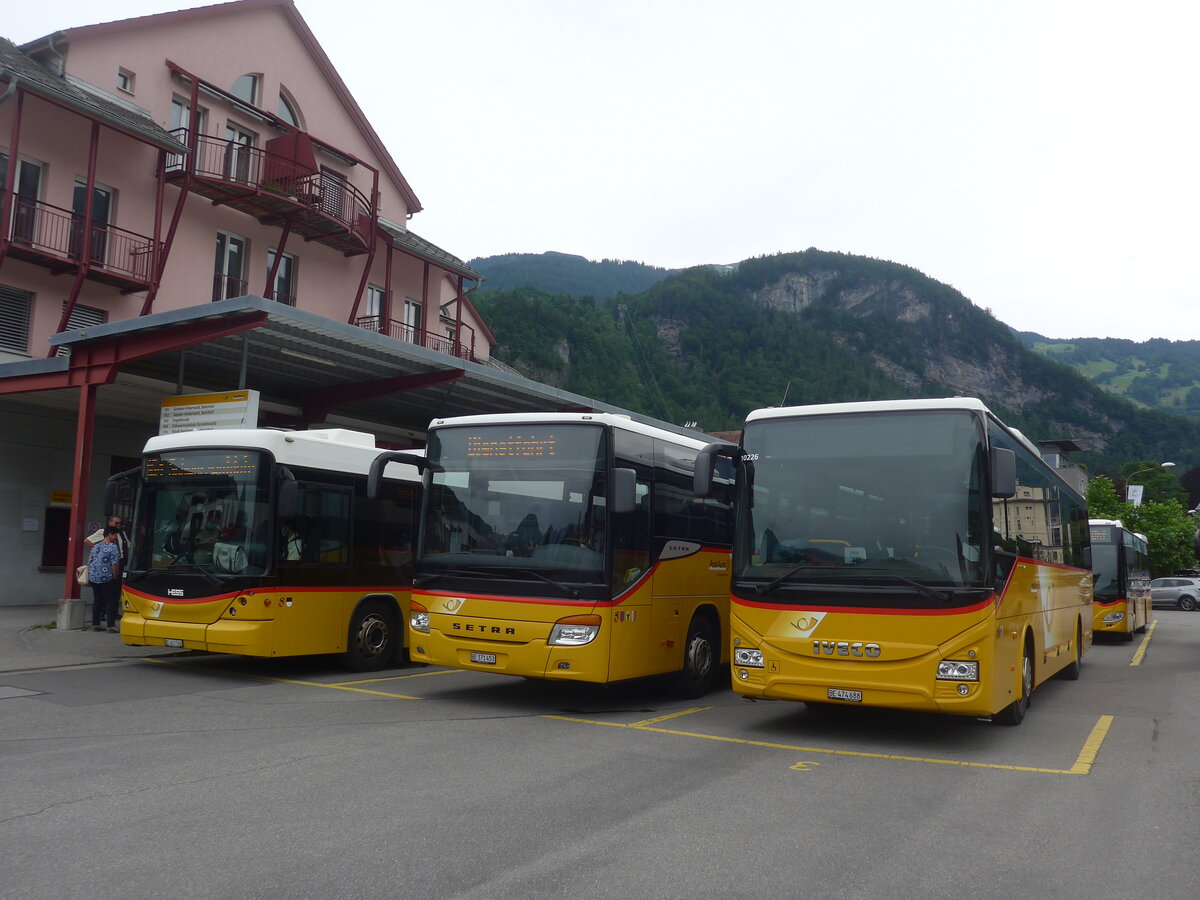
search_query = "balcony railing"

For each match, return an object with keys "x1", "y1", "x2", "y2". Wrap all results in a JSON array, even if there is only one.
[
  {"x1": 4, "y1": 196, "x2": 157, "y2": 289},
  {"x1": 356, "y1": 315, "x2": 477, "y2": 363},
  {"x1": 212, "y1": 272, "x2": 249, "y2": 302},
  {"x1": 167, "y1": 130, "x2": 373, "y2": 253}
]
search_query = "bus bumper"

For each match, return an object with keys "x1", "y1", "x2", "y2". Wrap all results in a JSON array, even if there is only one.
[
  {"x1": 411, "y1": 626, "x2": 610, "y2": 682},
  {"x1": 119, "y1": 612, "x2": 275, "y2": 655}
]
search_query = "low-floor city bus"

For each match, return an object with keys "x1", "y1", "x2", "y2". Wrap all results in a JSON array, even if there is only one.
[
  {"x1": 694, "y1": 398, "x2": 1093, "y2": 725},
  {"x1": 117, "y1": 428, "x2": 421, "y2": 670},
  {"x1": 1089, "y1": 519, "x2": 1151, "y2": 641},
  {"x1": 369, "y1": 412, "x2": 734, "y2": 696}
]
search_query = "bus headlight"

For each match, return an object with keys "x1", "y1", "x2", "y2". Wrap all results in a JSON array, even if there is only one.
[
  {"x1": 410, "y1": 600, "x2": 430, "y2": 634},
  {"x1": 936, "y1": 660, "x2": 979, "y2": 681},
  {"x1": 1102, "y1": 612, "x2": 1125, "y2": 624},
  {"x1": 733, "y1": 647, "x2": 764, "y2": 668},
  {"x1": 548, "y1": 614, "x2": 601, "y2": 646}
]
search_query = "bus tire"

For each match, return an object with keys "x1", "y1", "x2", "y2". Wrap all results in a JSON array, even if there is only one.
[
  {"x1": 667, "y1": 613, "x2": 719, "y2": 699},
  {"x1": 994, "y1": 638, "x2": 1033, "y2": 726},
  {"x1": 1122, "y1": 624, "x2": 1135, "y2": 642},
  {"x1": 1058, "y1": 621, "x2": 1082, "y2": 681},
  {"x1": 343, "y1": 600, "x2": 398, "y2": 672}
]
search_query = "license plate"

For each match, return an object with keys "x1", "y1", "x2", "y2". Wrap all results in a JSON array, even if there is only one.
[
  {"x1": 470, "y1": 652, "x2": 497, "y2": 665},
  {"x1": 164, "y1": 638, "x2": 184, "y2": 648},
  {"x1": 827, "y1": 688, "x2": 862, "y2": 702}
]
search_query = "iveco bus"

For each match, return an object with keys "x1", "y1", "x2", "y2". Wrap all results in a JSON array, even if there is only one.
[{"x1": 694, "y1": 398, "x2": 1092, "y2": 725}]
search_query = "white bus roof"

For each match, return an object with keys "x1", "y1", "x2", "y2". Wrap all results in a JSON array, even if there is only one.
[
  {"x1": 1089, "y1": 518, "x2": 1125, "y2": 528},
  {"x1": 746, "y1": 397, "x2": 992, "y2": 423},
  {"x1": 142, "y1": 429, "x2": 422, "y2": 481},
  {"x1": 429, "y1": 411, "x2": 723, "y2": 451}
]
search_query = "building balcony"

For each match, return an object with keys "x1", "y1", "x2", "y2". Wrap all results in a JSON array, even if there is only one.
[
  {"x1": 166, "y1": 131, "x2": 374, "y2": 256},
  {"x1": 2, "y1": 196, "x2": 158, "y2": 292},
  {"x1": 356, "y1": 315, "x2": 478, "y2": 363}
]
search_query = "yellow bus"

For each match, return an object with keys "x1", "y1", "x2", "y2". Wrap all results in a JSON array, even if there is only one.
[
  {"x1": 117, "y1": 428, "x2": 421, "y2": 670},
  {"x1": 369, "y1": 413, "x2": 734, "y2": 697},
  {"x1": 694, "y1": 398, "x2": 1093, "y2": 725},
  {"x1": 1089, "y1": 519, "x2": 1151, "y2": 641}
]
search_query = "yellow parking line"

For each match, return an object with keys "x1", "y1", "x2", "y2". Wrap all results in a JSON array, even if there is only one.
[
  {"x1": 630, "y1": 707, "x2": 711, "y2": 727},
  {"x1": 1129, "y1": 620, "x2": 1158, "y2": 667},
  {"x1": 144, "y1": 657, "x2": 423, "y2": 700},
  {"x1": 330, "y1": 669, "x2": 462, "y2": 687},
  {"x1": 545, "y1": 713, "x2": 1115, "y2": 776}
]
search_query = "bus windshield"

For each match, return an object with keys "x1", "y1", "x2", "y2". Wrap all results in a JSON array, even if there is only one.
[
  {"x1": 130, "y1": 449, "x2": 273, "y2": 576},
  {"x1": 1090, "y1": 540, "x2": 1120, "y2": 601},
  {"x1": 735, "y1": 409, "x2": 988, "y2": 602},
  {"x1": 418, "y1": 424, "x2": 608, "y2": 584}
]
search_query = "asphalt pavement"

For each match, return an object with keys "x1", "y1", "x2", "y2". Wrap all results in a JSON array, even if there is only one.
[{"x1": 0, "y1": 604, "x2": 175, "y2": 673}]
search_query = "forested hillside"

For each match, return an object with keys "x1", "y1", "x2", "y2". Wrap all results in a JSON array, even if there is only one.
[
  {"x1": 1017, "y1": 333, "x2": 1200, "y2": 421},
  {"x1": 470, "y1": 251, "x2": 674, "y2": 300},
  {"x1": 474, "y1": 249, "x2": 1200, "y2": 475}
]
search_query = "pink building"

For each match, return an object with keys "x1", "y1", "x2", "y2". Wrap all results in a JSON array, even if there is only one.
[
  {"x1": 1, "y1": 0, "x2": 492, "y2": 363},
  {"x1": 0, "y1": 0, "x2": 521, "y2": 606}
]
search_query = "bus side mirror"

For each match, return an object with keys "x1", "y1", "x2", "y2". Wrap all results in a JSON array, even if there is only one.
[
  {"x1": 367, "y1": 450, "x2": 429, "y2": 499},
  {"x1": 693, "y1": 442, "x2": 736, "y2": 499},
  {"x1": 991, "y1": 448, "x2": 1017, "y2": 498},
  {"x1": 277, "y1": 469, "x2": 301, "y2": 518},
  {"x1": 611, "y1": 467, "x2": 636, "y2": 514},
  {"x1": 104, "y1": 465, "x2": 141, "y2": 513}
]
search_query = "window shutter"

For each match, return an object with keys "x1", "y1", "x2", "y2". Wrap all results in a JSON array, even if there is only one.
[
  {"x1": 55, "y1": 302, "x2": 108, "y2": 357},
  {"x1": 0, "y1": 285, "x2": 32, "y2": 354}
]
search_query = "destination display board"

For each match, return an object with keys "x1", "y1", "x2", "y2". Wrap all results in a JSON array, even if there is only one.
[
  {"x1": 159, "y1": 390, "x2": 260, "y2": 434},
  {"x1": 144, "y1": 450, "x2": 261, "y2": 482}
]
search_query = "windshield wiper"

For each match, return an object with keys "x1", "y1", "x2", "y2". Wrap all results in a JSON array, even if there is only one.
[
  {"x1": 515, "y1": 569, "x2": 580, "y2": 600},
  {"x1": 754, "y1": 565, "x2": 833, "y2": 596},
  {"x1": 854, "y1": 571, "x2": 952, "y2": 603}
]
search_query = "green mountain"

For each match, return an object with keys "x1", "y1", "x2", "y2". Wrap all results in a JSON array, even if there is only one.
[
  {"x1": 473, "y1": 249, "x2": 1200, "y2": 476},
  {"x1": 1017, "y1": 333, "x2": 1200, "y2": 421},
  {"x1": 470, "y1": 251, "x2": 675, "y2": 301}
]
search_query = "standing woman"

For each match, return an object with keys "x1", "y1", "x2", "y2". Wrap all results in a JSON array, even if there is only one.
[{"x1": 88, "y1": 527, "x2": 122, "y2": 632}]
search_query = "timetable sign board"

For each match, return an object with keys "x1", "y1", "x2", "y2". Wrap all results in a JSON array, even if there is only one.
[{"x1": 159, "y1": 390, "x2": 260, "y2": 434}]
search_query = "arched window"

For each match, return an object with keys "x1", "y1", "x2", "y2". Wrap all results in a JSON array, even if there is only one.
[
  {"x1": 278, "y1": 88, "x2": 302, "y2": 128},
  {"x1": 230, "y1": 74, "x2": 260, "y2": 104}
]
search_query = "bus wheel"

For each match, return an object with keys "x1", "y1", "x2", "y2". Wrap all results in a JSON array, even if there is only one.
[
  {"x1": 667, "y1": 615, "x2": 719, "y2": 699},
  {"x1": 343, "y1": 601, "x2": 397, "y2": 672},
  {"x1": 994, "y1": 641, "x2": 1033, "y2": 726},
  {"x1": 1058, "y1": 622, "x2": 1082, "y2": 681}
]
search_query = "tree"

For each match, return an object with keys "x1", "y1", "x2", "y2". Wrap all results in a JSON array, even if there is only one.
[
  {"x1": 1121, "y1": 501, "x2": 1198, "y2": 577},
  {"x1": 1085, "y1": 476, "x2": 1122, "y2": 520}
]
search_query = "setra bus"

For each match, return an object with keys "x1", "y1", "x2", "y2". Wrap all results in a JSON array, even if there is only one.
[
  {"x1": 368, "y1": 412, "x2": 734, "y2": 697},
  {"x1": 694, "y1": 398, "x2": 1093, "y2": 725},
  {"x1": 1089, "y1": 519, "x2": 1151, "y2": 641},
  {"x1": 117, "y1": 428, "x2": 421, "y2": 670}
]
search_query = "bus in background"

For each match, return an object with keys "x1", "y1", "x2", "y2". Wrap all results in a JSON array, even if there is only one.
[
  {"x1": 117, "y1": 429, "x2": 421, "y2": 671},
  {"x1": 369, "y1": 413, "x2": 734, "y2": 697},
  {"x1": 1089, "y1": 519, "x2": 1151, "y2": 641},
  {"x1": 694, "y1": 398, "x2": 1092, "y2": 725}
]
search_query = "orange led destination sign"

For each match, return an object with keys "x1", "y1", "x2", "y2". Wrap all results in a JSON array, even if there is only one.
[
  {"x1": 145, "y1": 452, "x2": 260, "y2": 479},
  {"x1": 465, "y1": 433, "x2": 559, "y2": 458}
]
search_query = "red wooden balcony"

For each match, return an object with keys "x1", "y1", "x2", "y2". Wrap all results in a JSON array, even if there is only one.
[
  {"x1": 3, "y1": 196, "x2": 158, "y2": 292},
  {"x1": 166, "y1": 130, "x2": 374, "y2": 256}
]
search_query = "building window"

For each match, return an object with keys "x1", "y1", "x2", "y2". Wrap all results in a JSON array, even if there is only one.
[
  {"x1": 223, "y1": 124, "x2": 258, "y2": 184},
  {"x1": 169, "y1": 97, "x2": 207, "y2": 133},
  {"x1": 402, "y1": 298, "x2": 422, "y2": 343},
  {"x1": 0, "y1": 285, "x2": 32, "y2": 355},
  {"x1": 230, "y1": 74, "x2": 260, "y2": 105},
  {"x1": 365, "y1": 284, "x2": 386, "y2": 319},
  {"x1": 214, "y1": 231, "x2": 248, "y2": 301},
  {"x1": 267, "y1": 249, "x2": 297, "y2": 305},
  {"x1": 1, "y1": 152, "x2": 44, "y2": 245},
  {"x1": 71, "y1": 180, "x2": 114, "y2": 266},
  {"x1": 116, "y1": 68, "x2": 135, "y2": 94},
  {"x1": 278, "y1": 89, "x2": 301, "y2": 127}
]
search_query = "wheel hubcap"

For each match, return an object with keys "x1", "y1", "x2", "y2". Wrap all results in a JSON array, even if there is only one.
[
  {"x1": 358, "y1": 613, "x2": 388, "y2": 657},
  {"x1": 688, "y1": 635, "x2": 712, "y2": 679}
]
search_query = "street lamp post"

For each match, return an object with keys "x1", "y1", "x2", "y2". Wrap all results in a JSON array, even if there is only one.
[{"x1": 1124, "y1": 461, "x2": 1175, "y2": 506}]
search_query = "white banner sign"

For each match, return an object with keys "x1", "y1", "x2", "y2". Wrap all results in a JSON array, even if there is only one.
[
  {"x1": 1126, "y1": 484, "x2": 1145, "y2": 507},
  {"x1": 160, "y1": 390, "x2": 260, "y2": 434}
]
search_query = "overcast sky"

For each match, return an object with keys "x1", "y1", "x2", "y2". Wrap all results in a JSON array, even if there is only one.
[{"x1": 8, "y1": 0, "x2": 1200, "y2": 341}]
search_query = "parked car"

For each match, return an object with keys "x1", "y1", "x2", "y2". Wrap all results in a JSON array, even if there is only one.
[{"x1": 1151, "y1": 577, "x2": 1200, "y2": 611}]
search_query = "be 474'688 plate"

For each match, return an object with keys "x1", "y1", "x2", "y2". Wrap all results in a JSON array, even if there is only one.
[{"x1": 828, "y1": 688, "x2": 862, "y2": 702}]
